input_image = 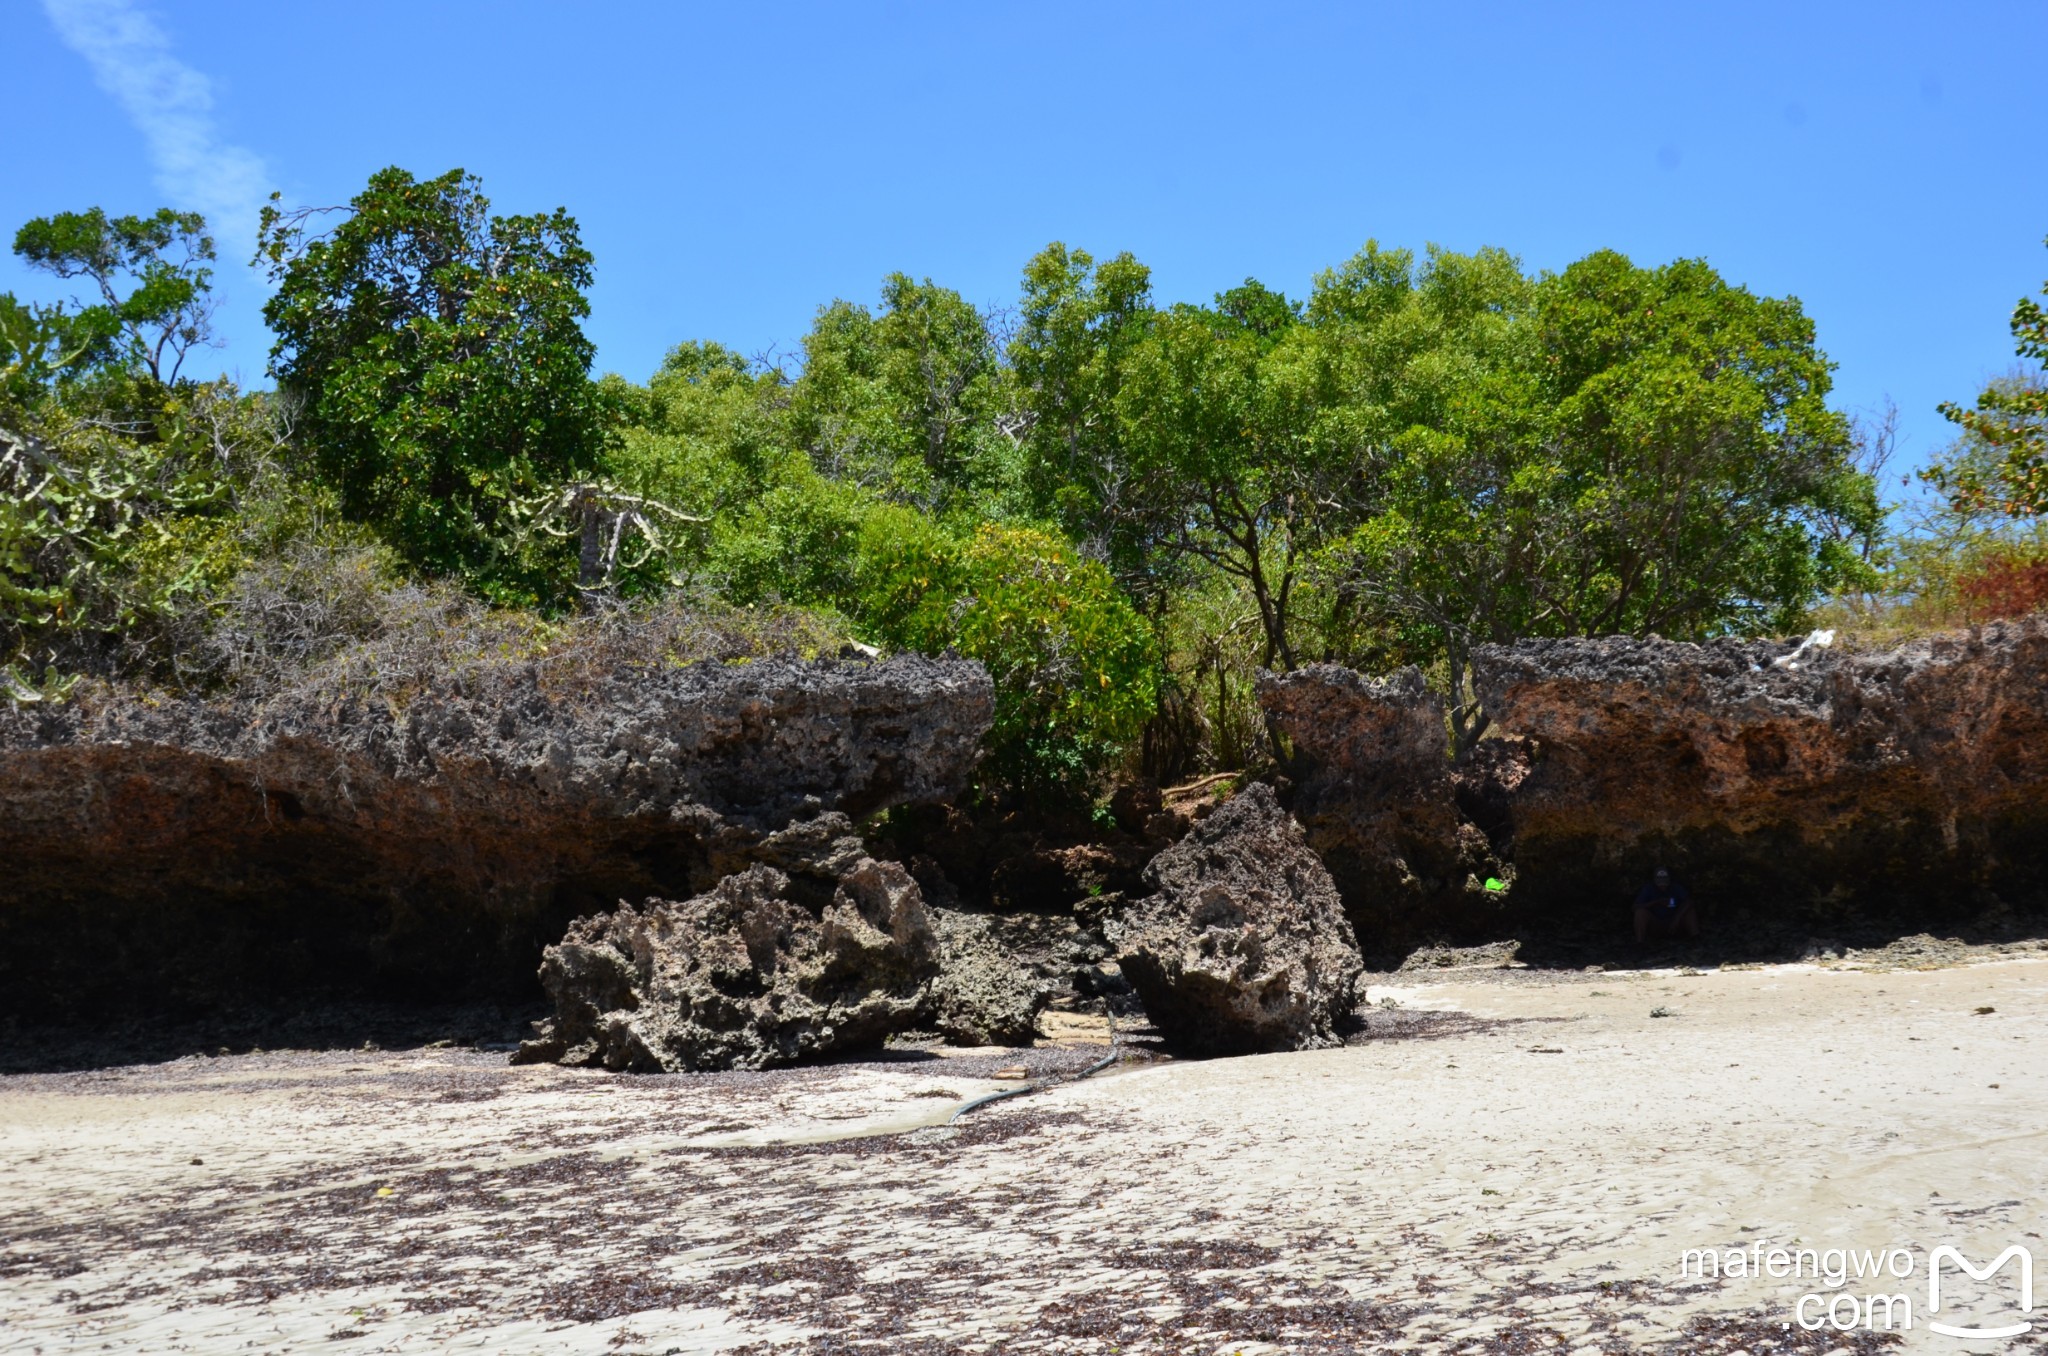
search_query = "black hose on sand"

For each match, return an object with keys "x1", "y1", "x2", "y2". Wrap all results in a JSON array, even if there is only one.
[{"x1": 947, "y1": 1013, "x2": 1125, "y2": 1124}]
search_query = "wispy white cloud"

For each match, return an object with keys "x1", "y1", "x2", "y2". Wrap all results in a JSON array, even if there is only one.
[{"x1": 40, "y1": 0, "x2": 270, "y2": 257}]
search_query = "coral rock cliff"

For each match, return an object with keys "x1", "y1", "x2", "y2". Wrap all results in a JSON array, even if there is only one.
[
  {"x1": 1475, "y1": 616, "x2": 2048, "y2": 931},
  {"x1": 0, "y1": 655, "x2": 991, "y2": 1017}
]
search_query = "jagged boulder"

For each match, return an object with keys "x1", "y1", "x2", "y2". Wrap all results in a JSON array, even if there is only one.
[
  {"x1": 515, "y1": 858, "x2": 938, "y2": 1072},
  {"x1": 1474, "y1": 615, "x2": 2048, "y2": 931},
  {"x1": 1258, "y1": 665, "x2": 1502, "y2": 960},
  {"x1": 925, "y1": 908, "x2": 1057, "y2": 1046},
  {"x1": 1112, "y1": 783, "x2": 1364, "y2": 1055},
  {"x1": 0, "y1": 654, "x2": 991, "y2": 1017}
]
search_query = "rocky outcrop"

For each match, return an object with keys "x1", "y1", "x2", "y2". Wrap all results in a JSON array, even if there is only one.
[
  {"x1": 1258, "y1": 666, "x2": 1504, "y2": 961},
  {"x1": 1474, "y1": 616, "x2": 2048, "y2": 932},
  {"x1": 1112, "y1": 783, "x2": 1364, "y2": 1054},
  {"x1": 515, "y1": 858, "x2": 938, "y2": 1072},
  {"x1": 0, "y1": 655, "x2": 992, "y2": 1017}
]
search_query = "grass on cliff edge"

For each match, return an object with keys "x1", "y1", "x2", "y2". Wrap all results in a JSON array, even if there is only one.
[{"x1": 26, "y1": 541, "x2": 860, "y2": 712}]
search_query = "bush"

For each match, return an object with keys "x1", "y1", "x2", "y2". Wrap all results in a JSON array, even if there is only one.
[
  {"x1": 856, "y1": 516, "x2": 1157, "y2": 802},
  {"x1": 144, "y1": 536, "x2": 850, "y2": 707},
  {"x1": 1, "y1": 401, "x2": 249, "y2": 682},
  {"x1": 1813, "y1": 485, "x2": 2048, "y2": 646},
  {"x1": 1958, "y1": 550, "x2": 2048, "y2": 623}
]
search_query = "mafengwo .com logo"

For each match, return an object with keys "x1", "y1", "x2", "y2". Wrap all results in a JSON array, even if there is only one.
[{"x1": 1678, "y1": 1241, "x2": 2033, "y2": 1338}]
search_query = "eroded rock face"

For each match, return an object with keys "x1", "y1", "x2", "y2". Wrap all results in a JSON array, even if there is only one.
[
  {"x1": 1112, "y1": 783, "x2": 1364, "y2": 1054},
  {"x1": 925, "y1": 908, "x2": 1058, "y2": 1047},
  {"x1": 1258, "y1": 666, "x2": 1503, "y2": 961},
  {"x1": 0, "y1": 655, "x2": 991, "y2": 1017},
  {"x1": 1474, "y1": 616, "x2": 2048, "y2": 930},
  {"x1": 516, "y1": 858, "x2": 938, "y2": 1071}
]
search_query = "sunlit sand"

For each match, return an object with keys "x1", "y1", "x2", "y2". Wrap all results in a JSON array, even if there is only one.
[{"x1": 6, "y1": 949, "x2": 2043, "y2": 1353}]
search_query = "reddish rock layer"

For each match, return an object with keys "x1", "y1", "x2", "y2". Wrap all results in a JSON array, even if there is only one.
[{"x1": 1474, "y1": 615, "x2": 2048, "y2": 932}]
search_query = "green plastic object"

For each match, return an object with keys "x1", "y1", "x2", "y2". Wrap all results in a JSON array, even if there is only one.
[{"x1": 1484, "y1": 877, "x2": 1506, "y2": 893}]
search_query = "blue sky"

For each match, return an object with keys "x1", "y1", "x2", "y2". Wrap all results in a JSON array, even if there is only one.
[{"x1": 7, "y1": 0, "x2": 2044, "y2": 483}]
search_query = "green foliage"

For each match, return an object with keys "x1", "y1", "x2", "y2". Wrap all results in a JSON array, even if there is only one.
[
  {"x1": 258, "y1": 167, "x2": 603, "y2": 596},
  {"x1": 0, "y1": 295, "x2": 102, "y2": 406},
  {"x1": 855, "y1": 518, "x2": 1157, "y2": 801},
  {"x1": 1927, "y1": 237, "x2": 2048, "y2": 517},
  {"x1": 789, "y1": 275, "x2": 1018, "y2": 516},
  {"x1": 9, "y1": 180, "x2": 1898, "y2": 798},
  {"x1": 604, "y1": 342, "x2": 808, "y2": 581},
  {"x1": 0, "y1": 381, "x2": 283, "y2": 677},
  {"x1": 1149, "y1": 569, "x2": 1269, "y2": 781},
  {"x1": 1316, "y1": 246, "x2": 1879, "y2": 747},
  {"x1": 715, "y1": 475, "x2": 871, "y2": 609},
  {"x1": 1009, "y1": 243, "x2": 1162, "y2": 595},
  {"x1": 1113, "y1": 286, "x2": 1327, "y2": 666},
  {"x1": 12, "y1": 206, "x2": 217, "y2": 387}
]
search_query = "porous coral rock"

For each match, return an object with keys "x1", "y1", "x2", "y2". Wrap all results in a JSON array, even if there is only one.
[
  {"x1": 516, "y1": 858, "x2": 938, "y2": 1072},
  {"x1": 924, "y1": 908, "x2": 1058, "y2": 1047},
  {"x1": 1473, "y1": 616, "x2": 2048, "y2": 930},
  {"x1": 0, "y1": 654, "x2": 990, "y2": 1016},
  {"x1": 1258, "y1": 665, "x2": 1503, "y2": 960},
  {"x1": 1113, "y1": 783, "x2": 1364, "y2": 1054}
]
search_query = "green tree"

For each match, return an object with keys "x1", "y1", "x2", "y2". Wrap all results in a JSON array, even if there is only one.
[
  {"x1": 257, "y1": 167, "x2": 603, "y2": 593},
  {"x1": 625, "y1": 342, "x2": 796, "y2": 513},
  {"x1": 11, "y1": 207, "x2": 217, "y2": 387},
  {"x1": 856, "y1": 517, "x2": 1157, "y2": 801},
  {"x1": 1927, "y1": 236, "x2": 2048, "y2": 517},
  {"x1": 1009, "y1": 243, "x2": 1164, "y2": 597},
  {"x1": 1112, "y1": 283, "x2": 1330, "y2": 668},
  {"x1": 595, "y1": 342, "x2": 852, "y2": 603},
  {"x1": 789, "y1": 274, "x2": 1012, "y2": 514},
  {"x1": 1303, "y1": 243, "x2": 1542, "y2": 742},
  {"x1": 1324, "y1": 247, "x2": 1879, "y2": 751}
]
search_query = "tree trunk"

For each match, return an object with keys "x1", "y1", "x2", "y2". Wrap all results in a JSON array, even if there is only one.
[{"x1": 1447, "y1": 642, "x2": 1491, "y2": 759}]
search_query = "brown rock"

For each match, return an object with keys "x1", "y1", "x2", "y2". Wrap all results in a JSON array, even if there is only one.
[
  {"x1": 0, "y1": 654, "x2": 991, "y2": 1018},
  {"x1": 1257, "y1": 665, "x2": 1504, "y2": 960},
  {"x1": 1473, "y1": 616, "x2": 2048, "y2": 931}
]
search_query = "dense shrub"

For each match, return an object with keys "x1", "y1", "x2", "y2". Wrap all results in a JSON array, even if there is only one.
[
  {"x1": 175, "y1": 539, "x2": 852, "y2": 704},
  {"x1": 856, "y1": 516, "x2": 1157, "y2": 802},
  {"x1": 0, "y1": 385, "x2": 274, "y2": 687}
]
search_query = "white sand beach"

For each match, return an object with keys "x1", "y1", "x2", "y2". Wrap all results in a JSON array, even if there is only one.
[{"x1": 5, "y1": 950, "x2": 2046, "y2": 1354}]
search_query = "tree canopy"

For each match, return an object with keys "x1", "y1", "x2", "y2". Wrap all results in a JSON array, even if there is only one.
[
  {"x1": 1927, "y1": 236, "x2": 2048, "y2": 517},
  {"x1": 1322, "y1": 247, "x2": 1879, "y2": 747},
  {"x1": 257, "y1": 167, "x2": 603, "y2": 594},
  {"x1": 7, "y1": 167, "x2": 1909, "y2": 797},
  {"x1": 12, "y1": 207, "x2": 218, "y2": 388}
]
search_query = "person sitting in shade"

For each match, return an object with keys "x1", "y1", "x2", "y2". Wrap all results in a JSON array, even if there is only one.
[{"x1": 1633, "y1": 866, "x2": 1697, "y2": 943}]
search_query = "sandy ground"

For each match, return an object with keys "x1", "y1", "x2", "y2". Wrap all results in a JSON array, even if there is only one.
[{"x1": 4, "y1": 953, "x2": 2047, "y2": 1355}]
